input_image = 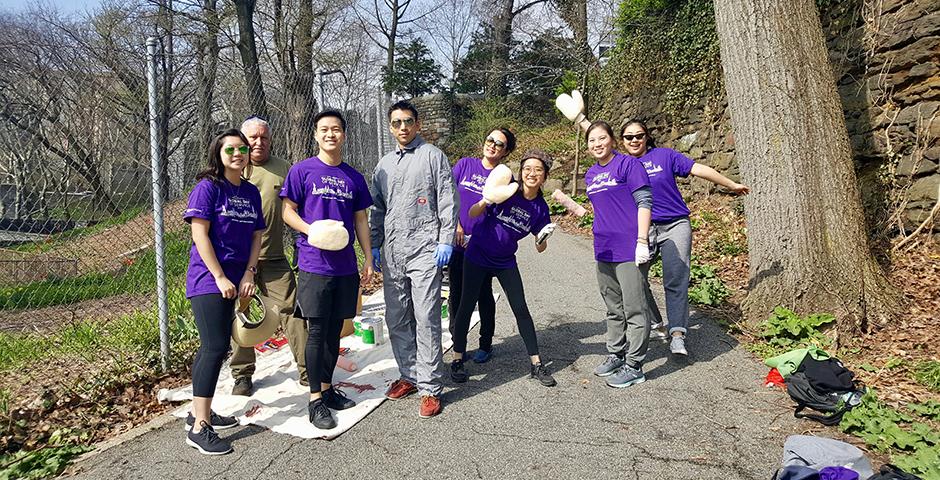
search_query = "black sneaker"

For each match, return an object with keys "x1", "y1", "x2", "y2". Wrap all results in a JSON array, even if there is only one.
[
  {"x1": 450, "y1": 359, "x2": 468, "y2": 383},
  {"x1": 321, "y1": 387, "x2": 356, "y2": 411},
  {"x1": 232, "y1": 377, "x2": 253, "y2": 396},
  {"x1": 185, "y1": 411, "x2": 238, "y2": 431},
  {"x1": 530, "y1": 363, "x2": 556, "y2": 387},
  {"x1": 186, "y1": 421, "x2": 233, "y2": 455},
  {"x1": 308, "y1": 398, "x2": 336, "y2": 429}
]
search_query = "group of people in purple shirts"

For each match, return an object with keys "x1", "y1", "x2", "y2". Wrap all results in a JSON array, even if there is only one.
[{"x1": 179, "y1": 99, "x2": 748, "y2": 456}]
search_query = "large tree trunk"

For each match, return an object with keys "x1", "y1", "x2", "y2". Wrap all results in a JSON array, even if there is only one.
[
  {"x1": 487, "y1": 0, "x2": 513, "y2": 98},
  {"x1": 196, "y1": 0, "x2": 220, "y2": 153},
  {"x1": 234, "y1": 0, "x2": 269, "y2": 120},
  {"x1": 713, "y1": 0, "x2": 899, "y2": 338},
  {"x1": 157, "y1": 0, "x2": 174, "y2": 201},
  {"x1": 553, "y1": 0, "x2": 593, "y2": 69}
]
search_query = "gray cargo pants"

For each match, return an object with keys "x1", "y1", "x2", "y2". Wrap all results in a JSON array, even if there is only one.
[
  {"x1": 382, "y1": 244, "x2": 445, "y2": 397},
  {"x1": 596, "y1": 261, "x2": 652, "y2": 369},
  {"x1": 640, "y1": 217, "x2": 692, "y2": 335}
]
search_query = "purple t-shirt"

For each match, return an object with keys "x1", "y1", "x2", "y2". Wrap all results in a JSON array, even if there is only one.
[
  {"x1": 280, "y1": 157, "x2": 373, "y2": 276},
  {"x1": 633, "y1": 147, "x2": 695, "y2": 223},
  {"x1": 585, "y1": 151, "x2": 651, "y2": 263},
  {"x1": 466, "y1": 191, "x2": 551, "y2": 269},
  {"x1": 183, "y1": 178, "x2": 266, "y2": 298},
  {"x1": 452, "y1": 157, "x2": 494, "y2": 252}
]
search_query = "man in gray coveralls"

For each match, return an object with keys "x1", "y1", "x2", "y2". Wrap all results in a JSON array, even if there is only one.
[{"x1": 370, "y1": 100, "x2": 457, "y2": 418}]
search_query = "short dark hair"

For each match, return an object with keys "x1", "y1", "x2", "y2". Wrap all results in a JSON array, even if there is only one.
[
  {"x1": 314, "y1": 109, "x2": 347, "y2": 131},
  {"x1": 387, "y1": 100, "x2": 419, "y2": 121},
  {"x1": 488, "y1": 127, "x2": 517, "y2": 155},
  {"x1": 620, "y1": 119, "x2": 657, "y2": 149},
  {"x1": 197, "y1": 128, "x2": 251, "y2": 182},
  {"x1": 585, "y1": 120, "x2": 616, "y2": 144}
]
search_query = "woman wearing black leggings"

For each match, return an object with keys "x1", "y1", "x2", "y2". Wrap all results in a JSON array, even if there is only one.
[
  {"x1": 184, "y1": 128, "x2": 266, "y2": 455},
  {"x1": 450, "y1": 149, "x2": 558, "y2": 387}
]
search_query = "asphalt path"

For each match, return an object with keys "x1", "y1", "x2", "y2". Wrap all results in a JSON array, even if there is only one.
[{"x1": 69, "y1": 230, "x2": 803, "y2": 479}]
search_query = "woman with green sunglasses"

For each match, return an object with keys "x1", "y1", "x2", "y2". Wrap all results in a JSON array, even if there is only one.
[{"x1": 181, "y1": 128, "x2": 266, "y2": 455}]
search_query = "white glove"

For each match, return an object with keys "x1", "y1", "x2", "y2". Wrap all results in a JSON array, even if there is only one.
[
  {"x1": 554, "y1": 89, "x2": 586, "y2": 124},
  {"x1": 307, "y1": 219, "x2": 349, "y2": 251},
  {"x1": 482, "y1": 164, "x2": 518, "y2": 205},
  {"x1": 536, "y1": 223, "x2": 556, "y2": 245},
  {"x1": 635, "y1": 241, "x2": 651, "y2": 264}
]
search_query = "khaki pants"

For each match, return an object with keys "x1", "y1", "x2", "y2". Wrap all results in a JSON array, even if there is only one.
[{"x1": 230, "y1": 258, "x2": 308, "y2": 382}]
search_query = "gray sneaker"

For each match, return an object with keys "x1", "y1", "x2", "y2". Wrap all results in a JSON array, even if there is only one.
[
  {"x1": 606, "y1": 364, "x2": 646, "y2": 388},
  {"x1": 593, "y1": 354, "x2": 625, "y2": 377},
  {"x1": 670, "y1": 335, "x2": 688, "y2": 356}
]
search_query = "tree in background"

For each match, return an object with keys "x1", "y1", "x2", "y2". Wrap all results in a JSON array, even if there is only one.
[
  {"x1": 713, "y1": 0, "x2": 899, "y2": 338},
  {"x1": 486, "y1": 0, "x2": 550, "y2": 98},
  {"x1": 453, "y1": 24, "x2": 500, "y2": 95},
  {"x1": 355, "y1": 0, "x2": 431, "y2": 95},
  {"x1": 382, "y1": 37, "x2": 443, "y2": 98}
]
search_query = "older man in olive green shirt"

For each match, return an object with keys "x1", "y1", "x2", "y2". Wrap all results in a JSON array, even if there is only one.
[{"x1": 230, "y1": 117, "x2": 308, "y2": 395}]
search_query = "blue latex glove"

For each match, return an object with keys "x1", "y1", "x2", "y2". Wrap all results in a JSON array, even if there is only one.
[
  {"x1": 434, "y1": 243, "x2": 453, "y2": 267},
  {"x1": 371, "y1": 247, "x2": 382, "y2": 272}
]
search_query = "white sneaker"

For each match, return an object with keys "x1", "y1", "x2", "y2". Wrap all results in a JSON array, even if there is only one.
[
  {"x1": 670, "y1": 335, "x2": 688, "y2": 355},
  {"x1": 649, "y1": 323, "x2": 669, "y2": 341}
]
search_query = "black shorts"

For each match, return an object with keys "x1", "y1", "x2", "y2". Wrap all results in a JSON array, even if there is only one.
[{"x1": 294, "y1": 270, "x2": 360, "y2": 319}]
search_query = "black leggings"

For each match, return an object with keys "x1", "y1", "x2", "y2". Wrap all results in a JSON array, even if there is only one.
[
  {"x1": 452, "y1": 260, "x2": 539, "y2": 357},
  {"x1": 304, "y1": 315, "x2": 344, "y2": 393},
  {"x1": 191, "y1": 294, "x2": 237, "y2": 398},
  {"x1": 448, "y1": 250, "x2": 496, "y2": 351}
]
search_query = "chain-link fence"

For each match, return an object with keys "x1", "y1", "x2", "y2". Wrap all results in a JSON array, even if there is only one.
[{"x1": 0, "y1": 23, "x2": 393, "y2": 355}]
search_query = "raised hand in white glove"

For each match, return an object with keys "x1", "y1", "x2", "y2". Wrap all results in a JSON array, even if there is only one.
[
  {"x1": 482, "y1": 164, "x2": 518, "y2": 205},
  {"x1": 536, "y1": 223, "x2": 556, "y2": 245},
  {"x1": 635, "y1": 241, "x2": 651, "y2": 264},
  {"x1": 307, "y1": 219, "x2": 349, "y2": 251},
  {"x1": 554, "y1": 89, "x2": 586, "y2": 124}
]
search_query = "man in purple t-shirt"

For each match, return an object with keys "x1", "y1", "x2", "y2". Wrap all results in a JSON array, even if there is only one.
[{"x1": 280, "y1": 110, "x2": 374, "y2": 430}]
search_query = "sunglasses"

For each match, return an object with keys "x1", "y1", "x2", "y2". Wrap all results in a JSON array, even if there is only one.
[
  {"x1": 484, "y1": 137, "x2": 506, "y2": 149},
  {"x1": 622, "y1": 133, "x2": 646, "y2": 141},
  {"x1": 244, "y1": 114, "x2": 267, "y2": 122},
  {"x1": 390, "y1": 117, "x2": 416, "y2": 129},
  {"x1": 223, "y1": 145, "x2": 250, "y2": 155}
]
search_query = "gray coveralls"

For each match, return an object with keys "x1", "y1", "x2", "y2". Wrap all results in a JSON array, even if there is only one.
[{"x1": 370, "y1": 136, "x2": 457, "y2": 397}]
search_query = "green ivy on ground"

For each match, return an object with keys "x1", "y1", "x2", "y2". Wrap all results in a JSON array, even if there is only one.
[{"x1": 840, "y1": 391, "x2": 940, "y2": 479}]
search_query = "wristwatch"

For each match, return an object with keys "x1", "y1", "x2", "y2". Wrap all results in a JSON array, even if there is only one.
[{"x1": 248, "y1": 265, "x2": 258, "y2": 274}]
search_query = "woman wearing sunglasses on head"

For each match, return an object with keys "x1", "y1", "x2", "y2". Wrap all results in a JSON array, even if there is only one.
[
  {"x1": 448, "y1": 128, "x2": 516, "y2": 364},
  {"x1": 449, "y1": 149, "x2": 558, "y2": 388},
  {"x1": 619, "y1": 120, "x2": 748, "y2": 356},
  {"x1": 182, "y1": 128, "x2": 266, "y2": 455}
]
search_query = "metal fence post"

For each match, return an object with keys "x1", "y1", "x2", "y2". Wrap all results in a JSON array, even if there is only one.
[{"x1": 147, "y1": 36, "x2": 170, "y2": 371}]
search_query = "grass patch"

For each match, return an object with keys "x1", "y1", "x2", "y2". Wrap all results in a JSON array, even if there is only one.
[
  {"x1": 0, "y1": 230, "x2": 190, "y2": 311},
  {"x1": 10, "y1": 206, "x2": 147, "y2": 254},
  {"x1": 0, "y1": 282, "x2": 198, "y2": 374},
  {"x1": 915, "y1": 361, "x2": 940, "y2": 393}
]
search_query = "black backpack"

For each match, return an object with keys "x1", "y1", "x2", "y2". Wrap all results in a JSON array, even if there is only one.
[
  {"x1": 868, "y1": 464, "x2": 923, "y2": 480},
  {"x1": 785, "y1": 357, "x2": 864, "y2": 426}
]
